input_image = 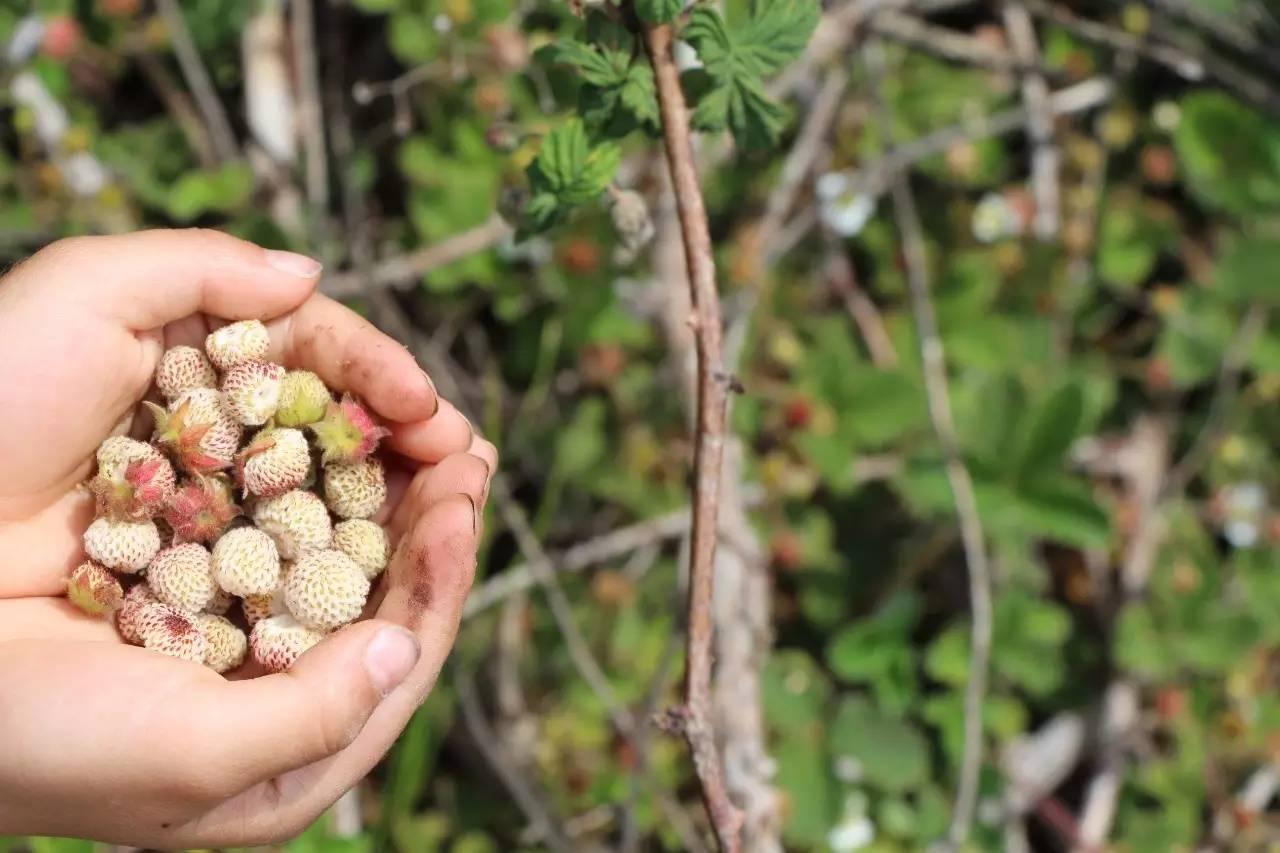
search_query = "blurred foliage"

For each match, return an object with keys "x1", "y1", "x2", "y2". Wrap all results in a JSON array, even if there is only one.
[{"x1": 3, "y1": 0, "x2": 1280, "y2": 851}]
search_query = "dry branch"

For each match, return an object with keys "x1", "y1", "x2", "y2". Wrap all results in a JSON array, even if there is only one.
[
  {"x1": 643, "y1": 19, "x2": 741, "y2": 853},
  {"x1": 1002, "y1": 1, "x2": 1060, "y2": 239},
  {"x1": 155, "y1": 0, "x2": 238, "y2": 163},
  {"x1": 321, "y1": 217, "x2": 511, "y2": 297},
  {"x1": 867, "y1": 41, "x2": 993, "y2": 847}
]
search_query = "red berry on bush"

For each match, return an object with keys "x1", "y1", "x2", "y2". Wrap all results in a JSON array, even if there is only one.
[{"x1": 41, "y1": 16, "x2": 82, "y2": 60}]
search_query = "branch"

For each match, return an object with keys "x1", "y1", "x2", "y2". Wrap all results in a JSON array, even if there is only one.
[
  {"x1": 321, "y1": 216, "x2": 511, "y2": 297},
  {"x1": 291, "y1": 0, "x2": 329, "y2": 212},
  {"x1": 455, "y1": 670, "x2": 576, "y2": 853},
  {"x1": 867, "y1": 41, "x2": 993, "y2": 848},
  {"x1": 1001, "y1": 1, "x2": 1060, "y2": 239},
  {"x1": 1021, "y1": 0, "x2": 1205, "y2": 80},
  {"x1": 643, "y1": 20, "x2": 741, "y2": 853},
  {"x1": 155, "y1": 0, "x2": 238, "y2": 163}
]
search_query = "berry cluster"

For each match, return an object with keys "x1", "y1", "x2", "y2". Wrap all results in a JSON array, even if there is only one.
[{"x1": 68, "y1": 320, "x2": 393, "y2": 674}]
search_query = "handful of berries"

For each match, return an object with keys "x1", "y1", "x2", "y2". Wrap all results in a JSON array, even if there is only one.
[{"x1": 68, "y1": 320, "x2": 393, "y2": 674}]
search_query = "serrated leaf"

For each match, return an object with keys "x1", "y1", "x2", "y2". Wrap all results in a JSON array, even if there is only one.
[
  {"x1": 635, "y1": 0, "x2": 682, "y2": 24},
  {"x1": 619, "y1": 64, "x2": 659, "y2": 128},
  {"x1": 552, "y1": 40, "x2": 628, "y2": 88},
  {"x1": 521, "y1": 119, "x2": 621, "y2": 234},
  {"x1": 682, "y1": 2, "x2": 819, "y2": 148}
]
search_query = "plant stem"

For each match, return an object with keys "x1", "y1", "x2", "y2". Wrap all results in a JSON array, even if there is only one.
[{"x1": 642, "y1": 20, "x2": 742, "y2": 853}]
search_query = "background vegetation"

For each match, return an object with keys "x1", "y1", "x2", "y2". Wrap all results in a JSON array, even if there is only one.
[{"x1": 3, "y1": 0, "x2": 1280, "y2": 850}]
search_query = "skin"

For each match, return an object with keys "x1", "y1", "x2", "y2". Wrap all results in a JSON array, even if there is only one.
[{"x1": 0, "y1": 230, "x2": 497, "y2": 847}]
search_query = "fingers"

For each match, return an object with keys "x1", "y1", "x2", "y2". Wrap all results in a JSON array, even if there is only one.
[
  {"x1": 15, "y1": 230, "x2": 322, "y2": 331},
  {"x1": 388, "y1": 450, "x2": 491, "y2": 543},
  {"x1": 0, "y1": 490, "x2": 93, "y2": 599},
  {"x1": 263, "y1": 295, "x2": 438, "y2": 424},
  {"x1": 181, "y1": 495, "x2": 478, "y2": 847},
  {"x1": 187, "y1": 620, "x2": 420, "y2": 787},
  {"x1": 385, "y1": 399, "x2": 474, "y2": 463}
]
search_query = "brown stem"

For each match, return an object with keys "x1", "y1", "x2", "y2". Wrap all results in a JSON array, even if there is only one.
[{"x1": 643, "y1": 21, "x2": 742, "y2": 853}]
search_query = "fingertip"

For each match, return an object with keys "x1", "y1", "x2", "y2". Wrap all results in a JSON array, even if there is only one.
[{"x1": 363, "y1": 625, "x2": 421, "y2": 697}]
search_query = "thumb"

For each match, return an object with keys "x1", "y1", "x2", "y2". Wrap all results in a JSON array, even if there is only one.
[
  {"x1": 190, "y1": 620, "x2": 420, "y2": 787},
  {"x1": 17, "y1": 229, "x2": 321, "y2": 330}
]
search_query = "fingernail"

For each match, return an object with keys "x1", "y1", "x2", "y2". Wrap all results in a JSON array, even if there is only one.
[
  {"x1": 364, "y1": 626, "x2": 420, "y2": 697},
  {"x1": 419, "y1": 369, "x2": 440, "y2": 417},
  {"x1": 265, "y1": 249, "x2": 324, "y2": 278},
  {"x1": 458, "y1": 492, "x2": 480, "y2": 535}
]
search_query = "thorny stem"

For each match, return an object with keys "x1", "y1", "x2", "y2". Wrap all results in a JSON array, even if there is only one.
[{"x1": 643, "y1": 20, "x2": 742, "y2": 853}]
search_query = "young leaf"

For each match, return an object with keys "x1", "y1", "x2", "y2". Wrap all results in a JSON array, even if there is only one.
[
  {"x1": 682, "y1": 1, "x2": 819, "y2": 149},
  {"x1": 520, "y1": 119, "x2": 621, "y2": 234},
  {"x1": 550, "y1": 40, "x2": 659, "y2": 135}
]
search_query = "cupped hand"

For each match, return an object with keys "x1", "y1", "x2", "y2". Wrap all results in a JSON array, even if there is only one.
[{"x1": 0, "y1": 230, "x2": 496, "y2": 847}]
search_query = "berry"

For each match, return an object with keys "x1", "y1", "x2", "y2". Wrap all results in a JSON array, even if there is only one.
[
  {"x1": 83, "y1": 517, "x2": 160, "y2": 572},
  {"x1": 284, "y1": 549, "x2": 370, "y2": 632},
  {"x1": 146, "y1": 388, "x2": 242, "y2": 473},
  {"x1": 332, "y1": 519, "x2": 391, "y2": 580},
  {"x1": 66, "y1": 561, "x2": 123, "y2": 616},
  {"x1": 147, "y1": 543, "x2": 216, "y2": 613},
  {"x1": 116, "y1": 582, "x2": 158, "y2": 644},
  {"x1": 137, "y1": 602, "x2": 207, "y2": 663},
  {"x1": 206, "y1": 587, "x2": 234, "y2": 616},
  {"x1": 205, "y1": 320, "x2": 270, "y2": 371},
  {"x1": 95, "y1": 435, "x2": 155, "y2": 474},
  {"x1": 323, "y1": 459, "x2": 387, "y2": 520},
  {"x1": 242, "y1": 586, "x2": 287, "y2": 628},
  {"x1": 211, "y1": 526, "x2": 281, "y2": 596},
  {"x1": 309, "y1": 394, "x2": 390, "y2": 465},
  {"x1": 221, "y1": 361, "x2": 285, "y2": 426},
  {"x1": 276, "y1": 370, "x2": 331, "y2": 427},
  {"x1": 155, "y1": 346, "x2": 216, "y2": 401},
  {"x1": 236, "y1": 427, "x2": 309, "y2": 498},
  {"x1": 197, "y1": 614, "x2": 248, "y2": 673},
  {"x1": 164, "y1": 475, "x2": 240, "y2": 543},
  {"x1": 250, "y1": 615, "x2": 323, "y2": 673},
  {"x1": 253, "y1": 489, "x2": 332, "y2": 559},
  {"x1": 41, "y1": 16, "x2": 81, "y2": 61},
  {"x1": 89, "y1": 438, "x2": 175, "y2": 520}
]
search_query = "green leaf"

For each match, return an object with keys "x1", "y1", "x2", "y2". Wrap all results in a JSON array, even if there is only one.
[
  {"x1": 635, "y1": 0, "x2": 682, "y2": 24},
  {"x1": 1014, "y1": 382, "x2": 1084, "y2": 483},
  {"x1": 682, "y1": 1, "x2": 819, "y2": 148},
  {"x1": 166, "y1": 163, "x2": 254, "y2": 221},
  {"x1": 1214, "y1": 235, "x2": 1280, "y2": 302},
  {"x1": 763, "y1": 650, "x2": 832, "y2": 729},
  {"x1": 829, "y1": 696, "x2": 930, "y2": 792},
  {"x1": 530, "y1": 118, "x2": 620, "y2": 205},
  {"x1": 1174, "y1": 90, "x2": 1280, "y2": 216}
]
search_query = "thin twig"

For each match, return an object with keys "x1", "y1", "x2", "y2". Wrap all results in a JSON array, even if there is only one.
[
  {"x1": 291, "y1": 0, "x2": 329, "y2": 212},
  {"x1": 455, "y1": 670, "x2": 576, "y2": 853},
  {"x1": 825, "y1": 240, "x2": 899, "y2": 368},
  {"x1": 870, "y1": 11, "x2": 1043, "y2": 74},
  {"x1": 131, "y1": 49, "x2": 219, "y2": 167},
  {"x1": 643, "y1": 19, "x2": 740, "y2": 852},
  {"x1": 756, "y1": 67, "x2": 848, "y2": 258},
  {"x1": 1001, "y1": 1, "x2": 1060, "y2": 239},
  {"x1": 155, "y1": 0, "x2": 238, "y2": 163},
  {"x1": 321, "y1": 216, "x2": 511, "y2": 297},
  {"x1": 1163, "y1": 304, "x2": 1268, "y2": 499},
  {"x1": 867, "y1": 41, "x2": 993, "y2": 848},
  {"x1": 1021, "y1": 0, "x2": 1205, "y2": 80}
]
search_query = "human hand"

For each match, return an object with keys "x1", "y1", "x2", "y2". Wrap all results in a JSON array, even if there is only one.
[{"x1": 0, "y1": 230, "x2": 496, "y2": 847}]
